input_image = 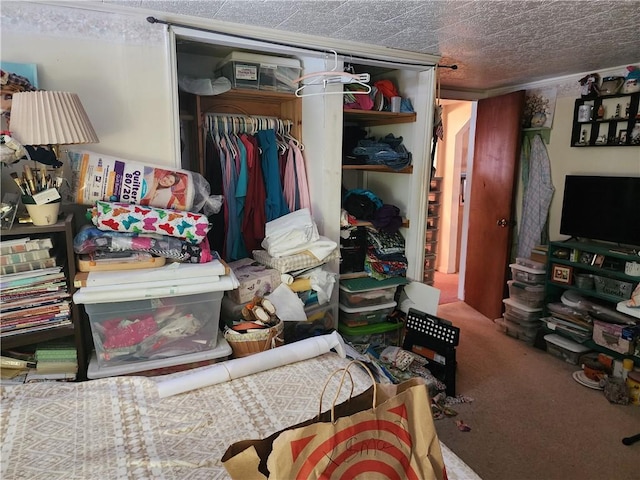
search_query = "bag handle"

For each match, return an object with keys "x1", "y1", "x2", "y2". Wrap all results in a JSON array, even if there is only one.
[
  {"x1": 318, "y1": 368, "x2": 355, "y2": 417},
  {"x1": 321, "y1": 360, "x2": 377, "y2": 423}
]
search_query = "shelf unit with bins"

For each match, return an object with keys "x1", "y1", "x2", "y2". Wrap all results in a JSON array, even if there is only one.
[
  {"x1": 570, "y1": 92, "x2": 640, "y2": 147},
  {"x1": 0, "y1": 213, "x2": 88, "y2": 380},
  {"x1": 544, "y1": 240, "x2": 640, "y2": 362},
  {"x1": 424, "y1": 176, "x2": 442, "y2": 285}
]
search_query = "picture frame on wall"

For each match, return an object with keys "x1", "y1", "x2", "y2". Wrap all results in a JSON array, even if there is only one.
[{"x1": 552, "y1": 264, "x2": 573, "y2": 285}]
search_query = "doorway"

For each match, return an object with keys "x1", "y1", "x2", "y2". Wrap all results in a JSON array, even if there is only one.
[{"x1": 431, "y1": 100, "x2": 473, "y2": 304}]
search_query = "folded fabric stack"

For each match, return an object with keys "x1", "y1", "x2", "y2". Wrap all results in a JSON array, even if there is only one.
[
  {"x1": 365, "y1": 228, "x2": 408, "y2": 280},
  {"x1": 74, "y1": 200, "x2": 215, "y2": 267},
  {"x1": 222, "y1": 209, "x2": 339, "y2": 346}
]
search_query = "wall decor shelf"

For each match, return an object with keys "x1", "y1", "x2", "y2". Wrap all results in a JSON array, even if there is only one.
[{"x1": 570, "y1": 92, "x2": 639, "y2": 147}]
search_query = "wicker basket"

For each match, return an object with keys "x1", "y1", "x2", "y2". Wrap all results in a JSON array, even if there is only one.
[{"x1": 224, "y1": 320, "x2": 284, "y2": 358}]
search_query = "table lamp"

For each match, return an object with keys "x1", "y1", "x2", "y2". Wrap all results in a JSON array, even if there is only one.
[{"x1": 9, "y1": 90, "x2": 98, "y2": 163}]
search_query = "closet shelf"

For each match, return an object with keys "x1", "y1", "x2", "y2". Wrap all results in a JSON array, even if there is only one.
[
  {"x1": 342, "y1": 164, "x2": 413, "y2": 174},
  {"x1": 344, "y1": 109, "x2": 417, "y2": 126},
  {"x1": 351, "y1": 218, "x2": 410, "y2": 228}
]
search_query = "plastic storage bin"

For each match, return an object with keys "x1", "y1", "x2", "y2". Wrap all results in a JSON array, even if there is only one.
[
  {"x1": 425, "y1": 229, "x2": 438, "y2": 243},
  {"x1": 507, "y1": 280, "x2": 545, "y2": 308},
  {"x1": 593, "y1": 276, "x2": 635, "y2": 300},
  {"x1": 426, "y1": 216, "x2": 440, "y2": 230},
  {"x1": 216, "y1": 51, "x2": 301, "y2": 92},
  {"x1": 424, "y1": 254, "x2": 436, "y2": 271},
  {"x1": 339, "y1": 301, "x2": 396, "y2": 327},
  {"x1": 544, "y1": 333, "x2": 591, "y2": 364},
  {"x1": 83, "y1": 290, "x2": 224, "y2": 369},
  {"x1": 284, "y1": 302, "x2": 336, "y2": 343},
  {"x1": 502, "y1": 298, "x2": 543, "y2": 323},
  {"x1": 425, "y1": 241, "x2": 438, "y2": 255},
  {"x1": 87, "y1": 332, "x2": 231, "y2": 379},
  {"x1": 495, "y1": 316, "x2": 538, "y2": 344},
  {"x1": 515, "y1": 257, "x2": 546, "y2": 271},
  {"x1": 338, "y1": 321, "x2": 403, "y2": 346},
  {"x1": 339, "y1": 284, "x2": 397, "y2": 309},
  {"x1": 423, "y1": 268, "x2": 435, "y2": 284},
  {"x1": 574, "y1": 273, "x2": 595, "y2": 290},
  {"x1": 509, "y1": 263, "x2": 546, "y2": 285}
]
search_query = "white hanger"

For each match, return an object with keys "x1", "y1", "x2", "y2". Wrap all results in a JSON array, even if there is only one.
[{"x1": 293, "y1": 49, "x2": 371, "y2": 98}]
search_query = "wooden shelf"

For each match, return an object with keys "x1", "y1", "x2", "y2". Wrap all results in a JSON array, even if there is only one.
[
  {"x1": 343, "y1": 109, "x2": 416, "y2": 126},
  {"x1": 342, "y1": 164, "x2": 413, "y2": 173},
  {"x1": 352, "y1": 218, "x2": 410, "y2": 228},
  {"x1": 0, "y1": 324, "x2": 76, "y2": 350},
  {"x1": 0, "y1": 213, "x2": 87, "y2": 380}
]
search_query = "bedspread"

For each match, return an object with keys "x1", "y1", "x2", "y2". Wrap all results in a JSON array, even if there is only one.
[{"x1": 1, "y1": 353, "x2": 480, "y2": 480}]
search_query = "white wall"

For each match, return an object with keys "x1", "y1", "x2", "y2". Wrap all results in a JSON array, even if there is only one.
[
  {"x1": 543, "y1": 94, "x2": 640, "y2": 241},
  {"x1": 1, "y1": 2, "x2": 175, "y2": 166}
]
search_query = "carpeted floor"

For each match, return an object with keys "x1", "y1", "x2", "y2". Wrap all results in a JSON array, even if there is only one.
[
  {"x1": 434, "y1": 271, "x2": 459, "y2": 304},
  {"x1": 433, "y1": 301, "x2": 640, "y2": 480}
]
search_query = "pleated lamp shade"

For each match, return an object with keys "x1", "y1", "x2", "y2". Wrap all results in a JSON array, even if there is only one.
[{"x1": 9, "y1": 91, "x2": 99, "y2": 146}]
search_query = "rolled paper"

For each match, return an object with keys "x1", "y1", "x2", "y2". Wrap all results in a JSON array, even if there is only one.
[
  {"x1": 156, "y1": 331, "x2": 346, "y2": 398},
  {"x1": 280, "y1": 273, "x2": 294, "y2": 285}
]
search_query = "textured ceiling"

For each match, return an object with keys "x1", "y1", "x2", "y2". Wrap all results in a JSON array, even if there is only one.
[{"x1": 104, "y1": 0, "x2": 640, "y2": 92}]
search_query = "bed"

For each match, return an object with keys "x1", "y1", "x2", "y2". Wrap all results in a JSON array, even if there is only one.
[{"x1": 1, "y1": 352, "x2": 480, "y2": 479}]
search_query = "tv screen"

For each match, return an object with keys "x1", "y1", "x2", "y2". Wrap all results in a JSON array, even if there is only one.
[{"x1": 559, "y1": 175, "x2": 640, "y2": 247}]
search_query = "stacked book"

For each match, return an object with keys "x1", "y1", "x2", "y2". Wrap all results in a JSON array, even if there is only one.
[
  {"x1": 1, "y1": 236, "x2": 71, "y2": 339},
  {"x1": 31, "y1": 340, "x2": 77, "y2": 381}
]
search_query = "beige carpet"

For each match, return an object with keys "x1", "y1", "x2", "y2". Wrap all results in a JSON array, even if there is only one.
[
  {"x1": 434, "y1": 271, "x2": 460, "y2": 305},
  {"x1": 433, "y1": 301, "x2": 640, "y2": 480}
]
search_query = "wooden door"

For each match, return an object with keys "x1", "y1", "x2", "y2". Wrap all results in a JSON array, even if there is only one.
[{"x1": 463, "y1": 90, "x2": 524, "y2": 319}]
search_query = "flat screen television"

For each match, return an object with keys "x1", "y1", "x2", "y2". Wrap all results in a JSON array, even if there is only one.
[{"x1": 559, "y1": 175, "x2": 640, "y2": 247}]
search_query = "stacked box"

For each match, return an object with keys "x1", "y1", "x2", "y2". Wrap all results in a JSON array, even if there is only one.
[
  {"x1": 216, "y1": 51, "x2": 301, "y2": 92},
  {"x1": 87, "y1": 332, "x2": 231, "y2": 378},
  {"x1": 338, "y1": 321, "x2": 403, "y2": 347},
  {"x1": 507, "y1": 280, "x2": 545, "y2": 308},
  {"x1": 544, "y1": 333, "x2": 591, "y2": 365},
  {"x1": 509, "y1": 263, "x2": 546, "y2": 285},
  {"x1": 339, "y1": 301, "x2": 397, "y2": 327},
  {"x1": 83, "y1": 290, "x2": 224, "y2": 369}
]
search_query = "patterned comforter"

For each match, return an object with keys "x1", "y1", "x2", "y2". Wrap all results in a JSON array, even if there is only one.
[{"x1": 1, "y1": 353, "x2": 480, "y2": 479}]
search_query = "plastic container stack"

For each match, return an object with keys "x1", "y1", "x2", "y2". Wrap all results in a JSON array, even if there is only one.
[
  {"x1": 496, "y1": 258, "x2": 546, "y2": 344},
  {"x1": 337, "y1": 276, "x2": 405, "y2": 347}
]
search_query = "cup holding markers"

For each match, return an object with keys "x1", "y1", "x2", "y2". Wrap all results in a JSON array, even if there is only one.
[{"x1": 16, "y1": 165, "x2": 63, "y2": 226}]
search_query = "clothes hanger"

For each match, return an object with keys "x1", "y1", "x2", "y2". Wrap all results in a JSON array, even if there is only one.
[{"x1": 293, "y1": 49, "x2": 371, "y2": 98}]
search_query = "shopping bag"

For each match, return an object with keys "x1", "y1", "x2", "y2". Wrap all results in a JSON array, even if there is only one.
[{"x1": 221, "y1": 361, "x2": 447, "y2": 480}]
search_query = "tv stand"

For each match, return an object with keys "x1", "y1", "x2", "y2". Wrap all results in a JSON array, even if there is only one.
[{"x1": 544, "y1": 240, "x2": 640, "y2": 362}]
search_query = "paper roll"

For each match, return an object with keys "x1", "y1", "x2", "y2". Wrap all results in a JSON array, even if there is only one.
[
  {"x1": 157, "y1": 331, "x2": 346, "y2": 398},
  {"x1": 281, "y1": 274, "x2": 294, "y2": 285}
]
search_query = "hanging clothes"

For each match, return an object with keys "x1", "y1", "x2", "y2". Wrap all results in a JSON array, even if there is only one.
[
  {"x1": 240, "y1": 133, "x2": 267, "y2": 252},
  {"x1": 257, "y1": 129, "x2": 290, "y2": 222},
  {"x1": 517, "y1": 134, "x2": 555, "y2": 259},
  {"x1": 205, "y1": 114, "x2": 309, "y2": 261},
  {"x1": 204, "y1": 133, "x2": 225, "y2": 255},
  {"x1": 283, "y1": 139, "x2": 311, "y2": 212}
]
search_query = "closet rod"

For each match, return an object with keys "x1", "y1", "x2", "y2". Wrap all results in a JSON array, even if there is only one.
[{"x1": 147, "y1": 16, "x2": 440, "y2": 70}]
